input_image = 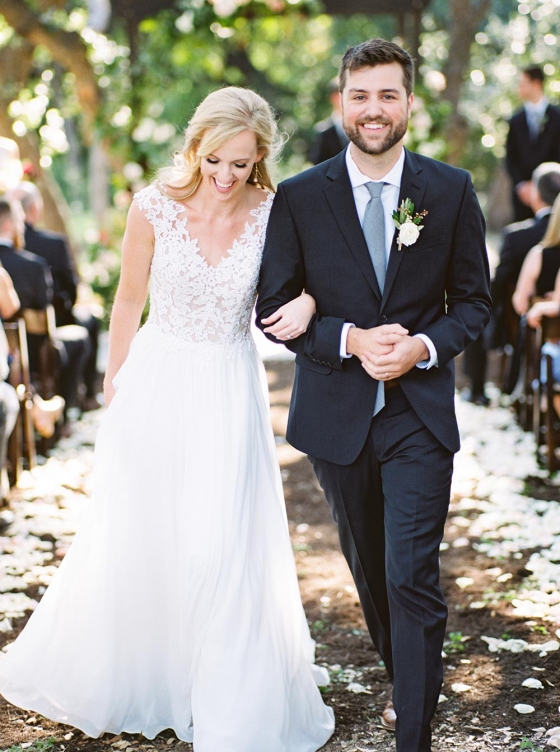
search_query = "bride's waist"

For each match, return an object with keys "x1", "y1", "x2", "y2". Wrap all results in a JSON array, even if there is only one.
[{"x1": 137, "y1": 322, "x2": 255, "y2": 357}]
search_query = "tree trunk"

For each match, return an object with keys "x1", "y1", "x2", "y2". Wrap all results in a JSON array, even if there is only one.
[
  {"x1": 0, "y1": 0, "x2": 101, "y2": 136},
  {"x1": 442, "y1": 0, "x2": 491, "y2": 166},
  {"x1": 0, "y1": 40, "x2": 72, "y2": 238},
  {"x1": 88, "y1": 139, "x2": 111, "y2": 230}
]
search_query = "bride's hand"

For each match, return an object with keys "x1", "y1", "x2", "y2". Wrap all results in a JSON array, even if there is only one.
[{"x1": 261, "y1": 293, "x2": 316, "y2": 341}]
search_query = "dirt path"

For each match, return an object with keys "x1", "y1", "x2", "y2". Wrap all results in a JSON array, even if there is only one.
[{"x1": 1, "y1": 360, "x2": 560, "y2": 752}]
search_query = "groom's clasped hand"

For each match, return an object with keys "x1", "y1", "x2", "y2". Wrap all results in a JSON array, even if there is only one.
[{"x1": 346, "y1": 323, "x2": 430, "y2": 380}]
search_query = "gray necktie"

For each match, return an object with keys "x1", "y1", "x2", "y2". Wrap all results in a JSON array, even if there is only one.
[
  {"x1": 527, "y1": 109, "x2": 539, "y2": 141},
  {"x1": 363, "y1": 181, "x2": 387, "y2": 415},
  {"x1": 363, "y1": 182, "x2": 386, "y2": 293}
]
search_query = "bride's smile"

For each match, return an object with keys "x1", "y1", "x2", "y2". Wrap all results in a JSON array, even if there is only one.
[{"x1": 199, "y1": 129, "x2": 263, "y2": 203}]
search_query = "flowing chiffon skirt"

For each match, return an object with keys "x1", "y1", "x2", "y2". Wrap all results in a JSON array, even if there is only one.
[{"x1": 0, "y1": 324, "x2": 334, "y2": 752}]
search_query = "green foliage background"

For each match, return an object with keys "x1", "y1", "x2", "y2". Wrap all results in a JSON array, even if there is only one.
[{"x1": 1, "y1": 0, "x2": 560, "y2": 315}]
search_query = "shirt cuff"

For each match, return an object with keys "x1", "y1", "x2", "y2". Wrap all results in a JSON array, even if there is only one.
[
  {"x1": 413, "y1": 333, "x2": 438, "y2": 369},
  {"x1": 340, "y1": 322, "x2": 355, "y2": 359}
]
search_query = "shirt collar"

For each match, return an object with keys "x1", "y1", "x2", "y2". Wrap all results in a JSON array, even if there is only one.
[
  {"x1": 535, "y1": 206, "x2": 552, "y2": 219},
  {"x1": 345, "y1": 145, "x2": 405, "y2": 189},
  {"x1": 525, "y1": 96, "x2": 548, "y2": 115},
  {"x1": 0, "y1": 237, "x2": 14, "y2": 247}
]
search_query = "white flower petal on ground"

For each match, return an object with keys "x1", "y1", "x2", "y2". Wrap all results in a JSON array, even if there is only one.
[
  {"x1": 522, "y1": 678, "x2": 544, "y2": 689},
  {"x1": 547, "y1": 728, "x2": 560, "y2": 748},
  {"x1": 455, "y1": 577, "x2": 474, "y2": 589},
  {"x1": 496, "y1": 572, "x2": 513, "y2": 583},
  {"x1": 451, "y1": 683, "x2": 471, "y2": 692},
  {"x1": 481, "y1": 636, "x2": 559, "y2": 654},
  {"x1": 452, "y1": 537, "x2": 470, "y2": 548},
  {"x1": 346, "y1": 682, "x2": 372, "y2": 694},
  {"x1": 514, "y1": 704, "x2": 535, "y2": 714},
  {"x1": 438, "y1": 694, "x2": 448, "y2": 703}
]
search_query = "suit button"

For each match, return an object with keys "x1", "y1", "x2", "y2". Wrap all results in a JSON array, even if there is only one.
[{"x1": 380, "y1": 315, "x2": 388, "y2": 323}]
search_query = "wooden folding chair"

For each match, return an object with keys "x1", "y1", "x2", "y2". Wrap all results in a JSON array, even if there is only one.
[
  {"x1": 4, "y1": 318, "x2": 36, "y2": 485},
  {"x1": 512, "y1": 315, "x2": 539, "y2": 431},
  {"x1": 20, "y1": 305, "x2": 60, "y2": 400},
  {"x1": 532, "y1": 314, "x2": 560, "y2": 474},
  {"x1": 498, "y1": 281, "x2": 520, "y2": 395}
]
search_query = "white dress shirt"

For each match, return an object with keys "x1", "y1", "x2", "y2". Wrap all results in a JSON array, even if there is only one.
[
  {"x1": 535, "y1": 206, "x2": 552, "y2": 220},
  {"x1": 339, "y1": 146, "x2": 437, "y2": 368},
  {"x1": 524, "y1": 96, "x2": 549, "y2": 137}
]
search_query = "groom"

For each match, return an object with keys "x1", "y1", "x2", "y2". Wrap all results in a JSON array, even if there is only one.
[{"x1": 257, "y1": 38, "x2": 491, "y2": 752}]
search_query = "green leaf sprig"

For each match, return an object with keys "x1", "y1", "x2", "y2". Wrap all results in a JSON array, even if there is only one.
[{"x1": 391, "y1": 198, "x2": 428, "y2": 229}]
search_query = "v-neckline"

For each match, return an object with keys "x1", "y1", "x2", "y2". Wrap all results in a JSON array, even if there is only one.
[{"x1": 166, "y1": 193, "x2": 272, "y2": 270}]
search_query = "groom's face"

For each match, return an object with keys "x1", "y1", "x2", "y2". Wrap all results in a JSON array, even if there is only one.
[{"x1": 341, "y1": 63, "x2": 413, "y2": 156}]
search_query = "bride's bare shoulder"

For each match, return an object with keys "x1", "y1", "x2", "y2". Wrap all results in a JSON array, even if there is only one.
[{"x1": 247, "y1": 186, "x2": 273, "y2": 211}]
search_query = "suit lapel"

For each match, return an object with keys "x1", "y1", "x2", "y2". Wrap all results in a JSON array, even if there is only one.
[
  {"x1": 381, "y1": 150, "x2": 427, "y2": 310},
  {"x1": 324, "y1": 154, "x2": 382, "y2": 300},
  {"x1": 540, "y1": 104, "x2": 553, "y2": 136}
]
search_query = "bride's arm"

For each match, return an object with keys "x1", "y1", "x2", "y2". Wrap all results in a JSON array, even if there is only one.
[
  {"x1": 261, "y1": 292, "x2": 316, "y2": 341},
  {"x1": 103, "y1": 201, "x2": 154, "y2": 407}
]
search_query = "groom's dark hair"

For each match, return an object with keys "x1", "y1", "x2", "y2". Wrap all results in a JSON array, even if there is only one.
[{"x1": 339, "y1": 39, "x2": 414, "y2": 97}]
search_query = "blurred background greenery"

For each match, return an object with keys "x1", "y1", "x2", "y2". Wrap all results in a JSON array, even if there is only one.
[{"x1": 1, "y1": 0, "x2": 559, "y2": 316}]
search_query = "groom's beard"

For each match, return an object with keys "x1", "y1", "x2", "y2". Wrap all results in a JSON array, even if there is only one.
[{"x1": 343, "y1": 113, "x2": 409, "y2": 156}]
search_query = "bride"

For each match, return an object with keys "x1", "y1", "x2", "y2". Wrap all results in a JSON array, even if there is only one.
[{"x1": 0, "y1": 87, "x2": 335, "y2": 751}]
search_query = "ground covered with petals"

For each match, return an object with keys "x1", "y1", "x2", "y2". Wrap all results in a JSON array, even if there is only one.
[{"x1": 1, "y1": 361, "x2": 560, "y2": 752}]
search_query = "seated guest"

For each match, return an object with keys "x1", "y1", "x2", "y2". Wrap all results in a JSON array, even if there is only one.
[
  {"x1": 0, "y1": 198, "x2": 52, "y2": 311},
  {"x1": 495, "y1": 162, "x2": 560, "y2": 317},
  {"x1": 0, "y1": 197, "x2": 88, "y2": 427},
  {"x1": 0, "y1": 265, "x2": 63, "y2": 501},
  {"x1": 527, "y1": 270, "x2": 560, "y2": 417},
  {"x1": 15, "y1": 183, "x2": 101, "y2": 410},
  {"x1": 462, "y1": 162, "x2": 560, "y2": 401},
  {"x1": 513, "y1": 193, "x2": 560, "y2": 315},
  {"x1": 0, "y1": 267, "x2": 22, "y2": 503}
]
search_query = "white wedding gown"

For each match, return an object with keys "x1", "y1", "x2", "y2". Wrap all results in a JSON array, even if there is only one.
[{"x1": 0, "y1": 185, "x2": 335, "y2": 751}]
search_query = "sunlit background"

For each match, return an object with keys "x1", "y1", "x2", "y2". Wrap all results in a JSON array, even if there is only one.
[{"x1": 1, "y1": 0, "x2": 559, "y2": 320}]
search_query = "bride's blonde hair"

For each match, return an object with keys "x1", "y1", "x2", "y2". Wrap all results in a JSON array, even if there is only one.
[{"x1": 156, "y1": 87, "x2": 283, "y2": 199}]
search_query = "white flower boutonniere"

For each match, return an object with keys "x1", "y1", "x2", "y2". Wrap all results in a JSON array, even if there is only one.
[{"x1": 392, "y1": 198, "x2": 428, "y2": 250}]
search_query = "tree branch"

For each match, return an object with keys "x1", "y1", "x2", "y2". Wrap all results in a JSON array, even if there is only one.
[{"x1": 0, "y1": 0, "x2": 101, "y2": 131}]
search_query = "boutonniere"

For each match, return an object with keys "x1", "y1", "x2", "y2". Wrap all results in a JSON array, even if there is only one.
[{"x1": 392, "y1": 198, "x2": 428, "y2": 250}]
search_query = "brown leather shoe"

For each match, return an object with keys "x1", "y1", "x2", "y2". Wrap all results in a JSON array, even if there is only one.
[{"x1": 381, "y1": 699, "x2": 396, "y2": 732}]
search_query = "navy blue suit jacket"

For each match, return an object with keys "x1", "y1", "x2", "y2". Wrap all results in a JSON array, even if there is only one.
[
  {"x1": 24, "y1": 223, "x2": 78, "y2": 326},
  {"x1": 256, "y1": 150, "x2": 491, "y2": 464},
  {"x1": 506, "y1": 104, "x2": 560, "y2": 187},
  {"x1": 0, "y1": 241, "x2": 53, "y2": 311}
]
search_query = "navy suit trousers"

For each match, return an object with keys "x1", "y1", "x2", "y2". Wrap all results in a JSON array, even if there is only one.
[{"x1": 310, "y1": 384, "x2": 453, "y2": 752}]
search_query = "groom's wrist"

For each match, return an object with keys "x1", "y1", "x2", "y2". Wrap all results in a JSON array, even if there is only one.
[
  {"x1": 340, "y1": 322, "x2": 355, "y2": 359},
  {"x1": 346, "y1": 326, "x2": 363, "y2": 358}
]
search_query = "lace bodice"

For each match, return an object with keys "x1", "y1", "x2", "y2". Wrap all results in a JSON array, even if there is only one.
[{"x1": 133, "y1": 184, "x2": 273, "y2": 356}]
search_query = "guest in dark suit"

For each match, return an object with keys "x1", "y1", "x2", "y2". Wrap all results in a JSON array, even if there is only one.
[
  {"x1": 513, "y1": 193, "x2": 560, "y2": 315},
  {"x1": 0, "y1": 198, "x2": 89, "y2": 420},
  {"x1": 15, "y1": 183, "x2": 100, "y2": 408},
  {"x1": 307, "y1": 79, "x2": 350, "y2": 165},
  {"x1": 257, "y1": 39, "x2": 491, "y2": 752},
  {"x1": 0, "y1": 199, "x2": 53, "y2": 312},
  {"x1": 506, "y1": 66, "x2": 560, "y2": 221},
  {"x1": 462, "y1": 162, "x2": 560, "y2": 399}
]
